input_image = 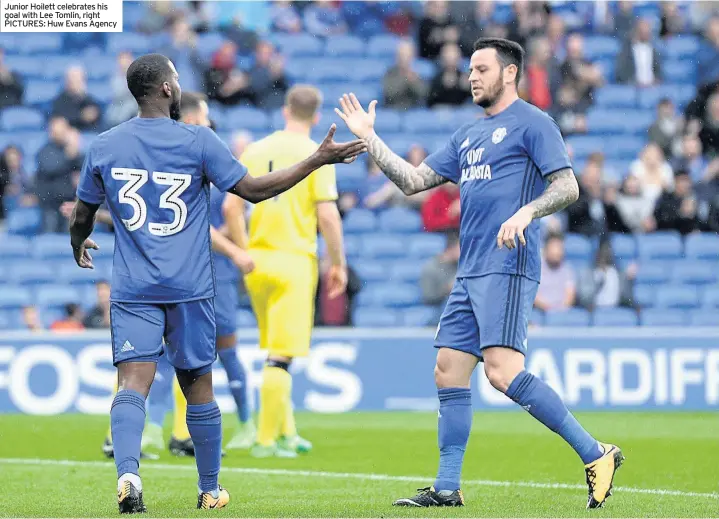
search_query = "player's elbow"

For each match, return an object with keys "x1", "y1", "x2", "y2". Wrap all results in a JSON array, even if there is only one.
[
  {"x1": 317, "y1": 201, "x2": 342, "y2": 233},
  {"x1": 567, "y1": 176, "x2": 580, "y2": 204},
  {"x1": 232, "y1": 179, "x2": 268, "y2": 204}
]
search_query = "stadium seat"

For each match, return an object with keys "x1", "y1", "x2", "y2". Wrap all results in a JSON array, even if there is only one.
[
  {"x1": 348, "y1": 58, "x2": 391, "y2": 83},
  {"x1": 609, "y1": 233, "x2": 636, "y2": 261},
  {"x1": 6, "y1": 207, "x2": 41, "y2": 236},
  {"x1": 544, "y1": 308, "x2": 591, "y2": 327},
  {"x1": 640, "y1": 308, "x2": 688, "y2": 327},
  {"x1": 372, "y1": 110, "x2": 402, "y2": 133},
  {"x1": 3, "y1": 56, "x2": 43, "y2": 78},
  {"x1": 108, "y1": 33, "x2": 152, "y2": 54},
  {"x1": 661, "y1": 35, "x2": 700, "y2": 59},
  {"x1": 671, "y1": 261, "x2": 718, "y2": 285},
  {"x1": 378, "y1": 207, "x2": 422, "y2": 233},
  {"x1": 0, "y1": 310, "x2": 11, "y2": 330},
  {"x1": 529, "y1": 308, "x2": 545, "y2": 326},
  {"x1": 272, "y1": 34, "x2": 323, "y2": 57},
  {"x1": 353, "y1": 307, "x2": 399, "y2": 327},
  {"x1": 354, "y1": 262, "x2": 388, "y2": 283},
  {"x1": 408, "y1": 233, "x2": 446, "y2": 258},
  {"x1": 603, "y1": 136, "x2": 647, "y2": 160},
  {"x1": 582, "y1": 36, "x2": 621, "y2": 60},
  {"x1": 366, "y1": 34, "x2": 400, "y2": 58},
  {"x1": 344, "y1": 235, "x2": 361, "y2": 259},
  {"x1": 564, "y1": 136, "x2": 605, "y2": 158},
  {"x1": 0, "y1": 107, "x2": 45, "y2": 131},
  {"x1": 0, "y1": 286, "x2": 32, "y2": 309},
  {"x1": 361, "y1": 234, "x2": 407, "y2": 259},
  {"x1": 356, "y1": 282, "x2": 421, "y2": 307},
  {"x1": 343, "y1": 209, "x2": 376, "y2": 233},
  {"x1": 634, "y1": 262, "x2": 671, "y2": 285},
  {"x1": 0, "y1": 235, "x2": 30, "y2": 259},
  {"x1": 636, "y1": 232, "x2": 683, "y2": 260},
  {"x1": 323, "y1": 35, "x2": 365, "y2": 57},
  {"x1": 224, "y1": 107, "x2": 270, "y2": 132},
  {"x1": 32, "y1": 233, "x2": 74, "y2": 260},
  {"x1": 388, "y1": 260, "x2": 424, "y2": 283},
  {"x1": 701, "y1": 287, "x2": 719, "y2": 308},
  {"x1": 39, "y1": 306, "x2": 66, "y2": 328},
  {"x1": 236, "y1": 309, "x2": 257, "y2": 328},
  {"x1": 663, "y1": 61, "x2": 697, "y2": 84},
  {"x1": 594, "y1": 85, "x2": 637, "y2": 108},
  {"x1": 632, "y1": 284, "x2": 656, "y2": 308},
  {"x1": 685, "y1": 233, "x2": 719, "y2": 260},
  {"x1": 308, "y1": 60, "x2": 352, "y2": 83},
  {"x1": 401, "y1": 305, "x2": 438, "y2": 327},
  {"x1": 10, "y1": 262, "x2": 56, "y2": 285},
  {"x1": 20, "y1": 34, "x2": 62, "y2": 54},
  {"x1": 655, "y1": 285, "x2": 700, "y2": 309},
  {"x1": 91, "y1": 233, "x2": 116, "y2": 254},
  {"x1": 23, "y1": 81, "x2": 62, "y2": 108},
  {"x1": 592, "y1": 307, "x2": 639, "y2": 327},
  {"x1": 34, "y1": 285, "x2": 80, "y2": 309},
  {"x1": 195, "y1": 32, "x2": 226, "y2": 63},
  {"x1": 321, "y1": 84, "x2": 381, "y2": 107},
  {"x1": 564, "y1": 233, "x2": 593, "y2": 263},
  {"x1": 586, "y1": 109, "x2": 654, "y2": 135},
  {"x1": 690, "y1": 311, "x2": 718, "y2": 326},
  {"x1": 58, "y1": 263, "x2": 104, "y2": 286}
]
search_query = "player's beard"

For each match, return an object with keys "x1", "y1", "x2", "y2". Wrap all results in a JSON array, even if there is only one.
[
  {"x1": 170, "y1": 97, "x2": 182, "y2": 121},
  {"x1": 475, "y1": 70, "x2": 505, "y2": 109}
]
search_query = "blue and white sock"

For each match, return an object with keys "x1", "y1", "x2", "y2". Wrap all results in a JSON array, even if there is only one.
[
  {"x1": 506, "y1": 370, "x2": 603, "y2": 464},
  {"x1": 433, "y1": 388, "x2": 472, "y2": 492},
  {"x1": 186, "y1": 401, "x2": 222, "y2": 493},
  {"x1": 111, "y1": 389, "x2": 146, "y2": 478},
  {"x1": 217, "y1": 347, "x2": 250, "y2": 424}
]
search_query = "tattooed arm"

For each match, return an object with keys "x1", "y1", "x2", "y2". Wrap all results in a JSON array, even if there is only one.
[
  {"x1": 364, "y1": 132, "x2": 448, "y2": 195},
  {"x1": 525, "y1": 168, "x2": 579, "y2": 219}
]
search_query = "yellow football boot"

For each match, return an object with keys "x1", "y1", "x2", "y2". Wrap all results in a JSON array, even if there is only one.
[
  {"x1": 197, "y1": 486, "x2": 230, "y2": 510},
  {"x1": 585, "y1": 443, "x2": 625, "y2": 509}
]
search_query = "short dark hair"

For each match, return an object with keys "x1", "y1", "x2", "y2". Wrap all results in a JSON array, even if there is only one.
[
  {"x1": 180, "y1": 91, "x2": 207, "y2": 117},
  {"x1": 473, "y1": 37, "x2": 525, "y2": 85},
  {"x1": 126, "y1": 53, "x2": 173, "y2": 102}
]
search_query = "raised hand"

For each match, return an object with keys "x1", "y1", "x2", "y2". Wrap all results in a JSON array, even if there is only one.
[
  {"x1": 334, "y1": 93, "x2": 377, "y2": 139},
  {"x1": 315, "y1": 123, "x2": 367, "y2": 165}
]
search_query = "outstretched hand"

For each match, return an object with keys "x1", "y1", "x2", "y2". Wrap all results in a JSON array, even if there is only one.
[
  {"x1": 315, "y1": 123, "x2": 368, "y2": 165},
  {"x1": 334, "y1": 93, "x2": 377, "y2": 140}
]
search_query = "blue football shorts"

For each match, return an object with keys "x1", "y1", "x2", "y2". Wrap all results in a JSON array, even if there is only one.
[
  {"x1": 434, "y1": 274, "x2": 539, "y2": 360},
  {"x1": 214, "y1": 281, "x2": 239, "y2": 338},
  {"x1": 110, "y1": 298, "x2": 216, "y2": 373}
]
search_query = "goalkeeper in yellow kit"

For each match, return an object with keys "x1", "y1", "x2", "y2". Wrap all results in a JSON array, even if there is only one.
[{"x1": 238, "y1": 85, "x2": 348, "y2": 457}]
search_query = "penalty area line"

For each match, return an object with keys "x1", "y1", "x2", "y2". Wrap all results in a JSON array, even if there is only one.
[{"x1": 0, "y1": 457, "x2": 716, "y2": 500}]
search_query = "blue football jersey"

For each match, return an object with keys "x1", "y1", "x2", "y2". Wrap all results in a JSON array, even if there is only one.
[
  {"x1": 76, "y1": 117, "x2": 247, "y2": 303},
  {"x1": 209, "y1": 186, "x2": 239, "y2": 282},
  {"x1": 424, "y1": 99, "x2": 571, "y2": 282}
]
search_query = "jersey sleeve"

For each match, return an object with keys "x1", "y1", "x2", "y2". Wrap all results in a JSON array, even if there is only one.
[
  {"x1": 311, "y1": 164, "x2": 338, "y2": 202},
  {"x1": 524, "y1": 113, "x2": 572, "y2": 177},
  {"x1": 423, "y1": 132, "x2": 460, "y2": 184},
  {"x1": 76, "y1": 146, "x2": 105, "y2": 205},
  {"x1": 200, "y1": 127, "x2": 248, "y2": 192}
]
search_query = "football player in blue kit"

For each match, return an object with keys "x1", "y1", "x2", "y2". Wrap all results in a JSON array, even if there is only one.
[
  {"x1": 335, "y1": 38, "x2": 624, "y2": 510},
  {"x1": 69, "y1": 53, "x2": 366, "y2": 513}
]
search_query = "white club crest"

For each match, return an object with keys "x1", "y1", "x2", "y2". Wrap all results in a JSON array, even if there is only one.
[{"x1": 492, "y1": 127, "x2": 507, "y2": 144}]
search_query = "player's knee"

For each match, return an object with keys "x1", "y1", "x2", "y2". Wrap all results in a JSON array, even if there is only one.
[
  {"x1": 434, "y1": 359, "x2": 458, "y2": 388},
  {"x1": 117, "y1": 362, "x2": 156, "y2": 397},
  {"x1": 175, "y1": 365, "x2": 214, "y2": 404},
  {"x1": 483, "y1": 363, "x2": 513, "y2": 393}
]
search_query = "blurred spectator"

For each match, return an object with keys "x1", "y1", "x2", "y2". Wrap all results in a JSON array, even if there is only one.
[
  {"x1": 560, "y1": 33, "x2": 603, "y2": 109},
  {"x1": 654, "y1": 171, "x2": 701, "y2": 235},
  {"x1": 51, "y1": 66, "x2": 102, "y2": 131},
  {"x1": 360, "y1": 157, "x2": 398, "y2": 210},
  {"x1": 418, "y1": 0, "x2": 457, "y2": 60},
  {"x1": 205, "y1": 41, "x2": 253, "y2": 106},
  {"x1": 271, "y1": 0, "x2": 302, "y2": 33},
  {"x1": 567, "y1": 154, "x2": 622, "y2": 236},
  {"x1": 315, "y1": 256, "x2": 361, "y2": 326},
  {"x1": 248, "y1": 41, "x2": 288, "y2": 109},
  {"x1": 402, "y1": 144, "x2": 430, "y2": 209},
  {"x1": 303, "y1": 0, "x2": 348, "y2": 37},
  {"x1": 630, "y1": 143, "x2": 675, "y2": 204},
  {"x1": 22, "y1": 305, "x2": 43, "y2": 332},
  {"x1": 0, "y1": 145, "x2": 29, "y2": 221},
  {"x1": 660, "y1": 2, "x2": 689, "y2": 39},
  {"x1": 535, "y1": 233, "x2": 576, "y2": 312},
  {"x1": 420, "y1": 232, "x2": 459, "y2": 309},
  {"x1": 0, "y1": 48, "x2": 23, "y2": 109},
  {"x1": 673, "y1": 134, "x2": 708, "y2": 183},
  {"x1": 36, "y1": 117, "x2": 79, "y2": 233},
  {"x1": 456, "y1": 0, "x2": 496, "y2": 57},
  {"x1": 507, "y1": 0, "x2": 547, "y2": 50},
  {"x1": 422, "y1": 183, "x2": 460, "y2": 233},
  {"x1": 648, "y1": 98, "x2": 681, "y2": 159},
  {"x1": 698, "y1": 17, "x2": 719, "y2": 87},
  {"x1": 616, "y1": 18, "x2": 663, "y2": 86},
  {"x1": 382, "y1": 39, "x2": 427, "y2": 109},
  {"x1": 699, "y1": 93, "x2": 719, "y2": 158},
  {"x1": 231, "y1": 130, "x2": 254, "y2": 158},
  {"x1": 546, "y1": 14, "x2": 567, "y2": 62},
  {"x1": 137, "y1": 1, "x2": 173, "y2": 34},
  {"x1": 428, "y1": 44, "x2": 470, "y2": 108},
  {"x1": 185, "y1": 0, "x2": 212, "y2": 33},
  {"x1": 50, "y1": 303, "x2": 85, "y2": 332},
  {"x1": 105, "y1": 51, "x2": 137, "y2": 128},
  {"x1": 614, "y1": 174, "x2": 657, "y2": 233},
  {"x1": 612, "y1": 1, "x2": 635, "y2": 41},
  {"x1": 162, "y1": 18, "x2": 204, "y2": 93},
  {"x1": 551, "y1": 83, "x2": 588, "y2": 135},
  {"x1": 525, "y1": 37, "x2": 559, "y2": 111},
  {"x1": 83, "y1": 280, "x2": 111, "y2": 329},
  {"x1": 222, "y1": 1, "x2": 271, "y2": 34},
  {"x1": 223, "y1": 11, "x2": 260, "y2": 53},
  {"x1": 577, "y1": 239, "x2": 635, "y2": 311}
]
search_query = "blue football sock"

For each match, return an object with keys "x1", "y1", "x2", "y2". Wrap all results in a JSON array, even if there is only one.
[
  {"x1": 434, "y1": 388, "x2": 472, "y2": 492},
  {"x1": 147, "y1": 358, "x2": 174, "y2": 427},
  {"x1": 111, "y1": 389, "x2": 146, "y2": 478},
  {"x1": 186, "y1": 401, "x2": 222, "y2": 492},
  {"x1": 506, "y1": 370, "x2": 603, "y2": 464},
  {"x1": 218, "y1": 347, "x2": 250, "y2": 424}
]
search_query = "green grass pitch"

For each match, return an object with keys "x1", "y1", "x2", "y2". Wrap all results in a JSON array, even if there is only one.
[{"x1": 0, "y1": 412, "x2": 717, "y2": 517}]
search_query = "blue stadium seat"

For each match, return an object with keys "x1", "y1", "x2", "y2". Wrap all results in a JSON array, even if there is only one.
[
  {"x1": 0, "y1": 235, "x2": 30, "y2": 259},
  {"x1": 655, "y1": 285, "x2": 700, "y2": 309},
  {"x1": 544, "y1": 308, "x2": 591, "y2": 327},
  {"x1": 92, "y1": 233, "x2": 116, "y2": 253},
  {"x1": 35, "y1": 285, "x2": 80, "y2": 308},
  {"x1": 6, "y1": 206, "x2": 41, "y2": 235},
  {"x1": 353, "y1": 307, "x2": 399, "y2": 327},
  {"x1": 378, "y1": 207, "x2": 422, "y2": 233},
  {"x1": 344, "y1": 235, "x2": 361, "y2": 258},
  {"x1": 366, "y1": 34, "x2": 400, "y2": 58},
  {"x1": 690, "y1": 311, "x2": 718, "y2": 326},
  {"x1": 373, "y1": 110, "x2": 402, "y2": 133},
  {"x1": 349, "y1": 58, "x2": 391, "y2": 83},
  {"x1": 196, "y1": 33, "x2": 226, "y2": 63},
  {"x1": 610, "y1": 233, "x2": 636, "y2": 261},
  {"x1": 663, "y1": 61, "x2": 697, "y2": 84},
  {"x1": 685, "y1": 233, "x2": 719, "y2": 260},
  {"x1": 39, "y1": 306, "x2": 66, "y2": 328},
  {"x1": 632, "y1": 284, "x2": 656, "y2": 308},
  {"x1": 0, "y1": 107, "x2": 44, "y2": 131},
  {"x1": 84, "y1": 59, "x2": 116, "y2": 81},
  {"x1": 343, "y1": 209, "x2": 376, "y2": 233},
  {"x1": 661, "y1": 35, "x2": 700, "y2": 59},
  {"x1": 401, "y1": 305, "x2": 438, "y2": 327},
  {"x1": 361, "y1": 234, "x2": 406, "y2": 259},
  {"x1": 308, "y1": 60, "x2": 351, "y2": 83},
  {"x1": 236, "y1": 309, "x2": 257, "y2": 328},
  {"x1": 20, "y1": 34, "x2": 62, "y2": 54},
  {"x1": 529, "y1": 308, "x2": 544, "y2": 326},
  {"x1": 401, "y1": 109, "x2": 456, "y2": 134},
  {"x1": 701, "y1": 287, "x2": 719, "y2": 308},
  {"x1": 586, "y1": 109, "x2": 654, "y2": 136},
  {"x1": 635, "y1": 262, "x2": 671, "y2": 285},
  {"x1": 0, "y1": 310, "x2": 11, "y2": 330},
  {"x1": 415, "y1": 58, "x2": 437, "y2": 81},
  {"x1": 32, "y1": 233, "x2": 73, "y2": 260},
  {"x1": 564, "y1": 233, "x2": 593, "y2": 263},
  {"x1": 354, "y1": 262, "x2": 388, "y2": 283},
  {"x1": 636, "y1": 232, "x2": 683, "y2": 260},
  {"x1": 272, "y1": 34, "x2": 323, "y2": 57},
  {"x1": 409, "y1": 233, "x2": 446, "y2": 258},
  {"x1": 672, "y1": 261, "x2": 718, "y2": 286},
  {"x1": 640, "y1": 308, "x2": 688, "y2": 327},
  {"x1": 321, "y1": 84, "x2": 381, "y2": 107},
  {"x1": 603, "y1": 136, "x2": 647, "y2": 160},
  {"x1": 594, "y1": 85, "x2": 637, "y2": 108},
  {"x1": 323, "y1": 35, "x2": 365, "y2": 57},
  {"x1": 108, "y1": 33, "x2": 152, "y2": 54},
  {"x1": 388, "y1": 260, "x2": 424, "y2": 283},
  {"x1": 582, "y1": 36, "x2": 621, "y2": 60},
  {"x1": 0, "y1": 286, "x2": 31, "y2": 309},
  {"x1": 564, "y1": 136, "x2": 605, "y2": 158},
  {"x1": 24, "y1": 81, "x2": 62, "y2": 108},
  {"x1": 224, "y1": 107, "x2": 270, "y2": 132},
  {"x1": 356, "y1": 282, "x2": 421, "y2": 307},
  {"x1": 659, "y1": 83, "x2": 696, "y2": 109},
  {"x1": 58, "y1": 263, "x2": 104, "y2": 285},
  {"x1": 87, "y1": 81, "x2": 113, "y2": 106},
  {"x1": 10, "y1": 262, "x2": 56, "y2": 285},
  {"x1": 3, "y1": 56, "x2": 43, "y2": 78},
  {"x1": 592, "y1": 307, "x2": 638, "y2": 327}
]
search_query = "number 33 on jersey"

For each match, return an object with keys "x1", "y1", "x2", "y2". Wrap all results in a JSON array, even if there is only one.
[{"x1": 75, "y1": 118, "x2": 247, "y2": 304}]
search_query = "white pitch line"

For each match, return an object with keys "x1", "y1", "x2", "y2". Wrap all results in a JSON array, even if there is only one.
[{"x1": 0, "y1": 458, "x2": 717, "y2": 500}]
